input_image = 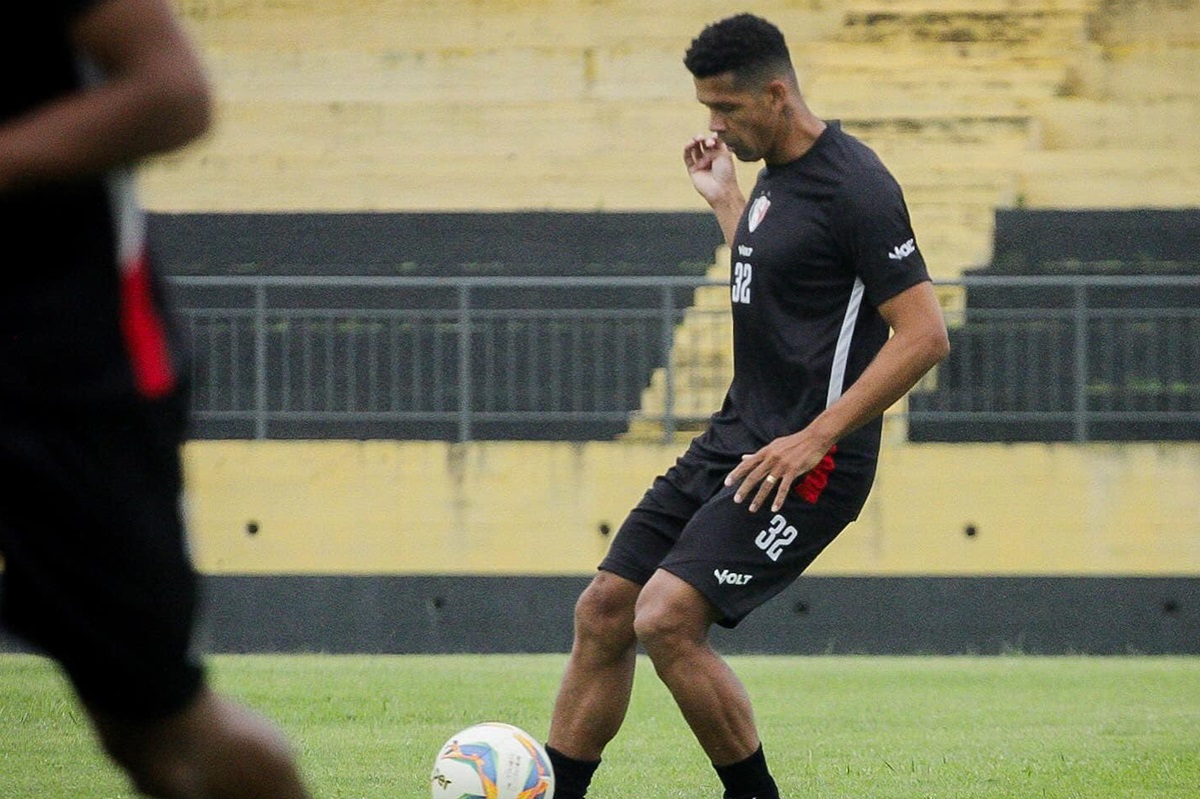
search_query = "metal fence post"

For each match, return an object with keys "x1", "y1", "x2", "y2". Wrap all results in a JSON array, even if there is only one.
[
  {"x1": 458, "y1": 283, "x2": 472, "y2": 443},
  {"x1": 1072, "y1": 282, "x2": 1089, "y2": 442},
  {"x1": 661, "y1": 284, "x2": 676, "y2": 443},
  {"x1": 254, "y1": 281, "x2": 267, "y2": 440}
]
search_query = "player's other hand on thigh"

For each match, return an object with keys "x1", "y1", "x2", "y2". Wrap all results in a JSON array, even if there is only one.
[{"x1": 725, "y1": 431, "x2": 831, "y2": 513}]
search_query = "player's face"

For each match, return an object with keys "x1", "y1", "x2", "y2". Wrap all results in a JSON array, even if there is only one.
[{"x1": 694, "y1": 72, "x2": 780, "y2": 162}]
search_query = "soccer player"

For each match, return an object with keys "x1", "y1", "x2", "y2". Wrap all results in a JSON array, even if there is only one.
[
  {"x1": 0, "y1": 2, "x2": 312, "y2": 797},
  {"x1": 544, "y1": 13, "x2": 949, "y2": 799}
]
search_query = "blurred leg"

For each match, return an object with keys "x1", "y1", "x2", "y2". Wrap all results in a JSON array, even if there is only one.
[{"x1": 89, "y1": 687, "x2": 311, "y2": 799}]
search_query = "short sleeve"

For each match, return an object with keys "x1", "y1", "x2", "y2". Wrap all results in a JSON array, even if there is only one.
[{"x1": 834, "y1": 165, "x2": 931, "y2": 307}]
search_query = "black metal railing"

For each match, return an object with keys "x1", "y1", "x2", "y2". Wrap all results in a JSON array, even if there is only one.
[{"x1": 169, "y1": 275, "x2": 1200, "y2": 443}]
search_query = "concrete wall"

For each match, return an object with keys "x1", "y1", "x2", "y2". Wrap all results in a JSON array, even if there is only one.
[
  {"x1": 171, "y1": 436, "x2": 1200, "y2": 654},
  {"x1": 183, "y1": 436, "x2": 1200, "y2": 577},
  {"x1": 5, "y1": 381, "x2": 1197, "y2": 657}
]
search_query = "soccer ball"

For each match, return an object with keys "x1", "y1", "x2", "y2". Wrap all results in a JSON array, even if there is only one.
[{"x1": 430, "y1": 721, "x2": 555, "y2": 799}]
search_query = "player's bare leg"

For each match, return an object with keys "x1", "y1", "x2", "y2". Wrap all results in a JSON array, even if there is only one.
[
  {"x1": 88, "y1": 687, "x2": 311, "y2": 799},
  {"x1": 547, "y1": 570, "x2": 642, "y2": 760},
  {"x1": 634, "y1": 569, "x2": 760, "y2": 765}
]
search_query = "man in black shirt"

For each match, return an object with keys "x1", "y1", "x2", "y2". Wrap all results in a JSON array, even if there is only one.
[
  {"x1": 0, "y1": 2, "x2": 312, "y2": 797},
  {"x1": 544, "y1": 13, "x2": 949, "y2": 799}
]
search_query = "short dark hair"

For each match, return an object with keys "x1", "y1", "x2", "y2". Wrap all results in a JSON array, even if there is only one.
[{"x1": 683, "y1": 13, "x2": 793, "y2": 85}]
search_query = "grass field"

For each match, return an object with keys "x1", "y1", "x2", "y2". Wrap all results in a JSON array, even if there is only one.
[{"x1": 1, "y1": 653, "x2": 1197, "y2": 798}]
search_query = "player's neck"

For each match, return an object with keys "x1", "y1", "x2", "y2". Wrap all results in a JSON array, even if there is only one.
[{"x1": 764, "y1": 103, "x2": 826, "y2": 167}]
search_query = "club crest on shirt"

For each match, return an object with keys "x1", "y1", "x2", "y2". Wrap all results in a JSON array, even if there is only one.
[{"x1": 748, "y1": 195, "x2": 771, "y2": 233}]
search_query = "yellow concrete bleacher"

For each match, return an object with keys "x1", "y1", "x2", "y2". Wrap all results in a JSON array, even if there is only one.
[
  {"x1": 151, "y1": 0, "x2": 1198, "y2": 261},
  {"x1": 1013, "y1": 0, "x2": 1200, "y2": 207},
  {"x1": 149, "y1": 0, "x2": 839, "y2": 211}
]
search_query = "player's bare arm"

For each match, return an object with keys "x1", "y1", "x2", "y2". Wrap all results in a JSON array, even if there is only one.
[
  {"x1": 684, "y1": 135, "x2": 745, "y2": 245},
  {"x1": 0, "y1": 0, "x2": 211, "y2": 194},
  {"x1": 729, "y1": 279, "x2": 950, "y2": 512}
]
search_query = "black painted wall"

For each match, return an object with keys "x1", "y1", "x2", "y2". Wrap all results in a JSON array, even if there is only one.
[
  {"x1": 4, "y1": 576, "x2": 1195, "y2": 655},
  {"x1": 149, "y1": 211, "x2": 722, "y2": 277},
  {"x1": 152, "y1": 211, "x2": 725, "y2": 441},
  {"x1": 198, "y1": 575, "x2": 1200, "y2": 655}
]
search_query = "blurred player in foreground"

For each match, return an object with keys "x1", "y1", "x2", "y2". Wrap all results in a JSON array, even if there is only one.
[
  {"x1": 544, "y1": 13, "x2": 950, "y2": 799},
  {"x1": 0, "y1": 2, "x2": 313, "y2": 797}
]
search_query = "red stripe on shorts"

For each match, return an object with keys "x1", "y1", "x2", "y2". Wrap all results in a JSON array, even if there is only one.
[{"x1": 795, "y1": 445, "x2": 837, "y2": 504}]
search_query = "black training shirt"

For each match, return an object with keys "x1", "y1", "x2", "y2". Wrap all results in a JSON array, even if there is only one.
[
  {"x1": 697, "y1": 121, "x2": 931, "y2": 520},
  {"x1": 0, "y1": 0, "x2": 186, "y2": 407}
]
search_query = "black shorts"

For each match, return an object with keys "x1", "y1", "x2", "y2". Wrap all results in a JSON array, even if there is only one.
[
  {"x1": 0, "y1": 393, "x2": 204, "y2": 720},
  {"x1": 600, "y1": 442, "x2": 850, "y2": 627}
]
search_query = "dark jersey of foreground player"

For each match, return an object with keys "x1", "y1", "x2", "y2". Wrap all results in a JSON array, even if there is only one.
[
  {"x1": 698, "y1": 121, "x2": 931, "y2": 521},
  {"x1": 0, "y1": 1, "x2": 185, "y2": 408}
]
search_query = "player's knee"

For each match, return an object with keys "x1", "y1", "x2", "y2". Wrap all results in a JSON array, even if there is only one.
[
  {"x1": 633, "y1": 585, "x2": 710, "y2": 660},
  {"x1": 573, "y1": 575, "x2": 637, "y2": 646},
  {"x1": 631, "y1": 599, "x2": 682, "y2": 655}
]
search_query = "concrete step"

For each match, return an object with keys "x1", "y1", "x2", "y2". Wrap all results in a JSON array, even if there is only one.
[
  {"x1": 841, "y1": 114, "x2": 1039, "y2": 150},
  {"x1": 200, "y1": 46, "x2": 703, "y2": 104},
  {"x1": 842, "y1": 0, "x2": 1096, "y2": 13},
  {"x1": 140, "y1": 153, "x2": 713, "y2": 212},
  {"x1": 1036, "y1": 98, "x2": 1200, "y2": 149},
  {"x1": 186, "y1": 0, "x2": 842, "y2": 50},
  {"x1": 1016, "y1": 148, "x2": 1200, "y2": 208},
  {"x1": 636, "y1": 392, "x2": 726, "y2": 419},
  {"x1": 162, "y1": 99, "x2": 698, "y2": 157},
  {"x1": 1088, "y1": 0, "x2": 1200, "y2": 48},
  {"x1": 803, "y1": 42, "x2": 1077, "y2": 80},
  {"x1": 887, "y1": 165, "x2": 1020, "y2": 204},
  {"x1": 672, "y1": 340, "x2": 734, "y2": 370},
  {"x1": 638, "y1": 372, "x2": 728, "y2": 412},
  {"x1": 690, "y1": 284, "x2": 731, "y2": 311},
  {"x1": 915, "y1": 227, "x2": 1003, "y2": 276},
  {"x1": 194, "y1": 90, "x2": 1041, "y2": 162},
  {"x1": 802, "y1": 38, "x2": 1084, "y2": 68},
  {"x1": 1092, "y1": 47, "x2": 1200, "y2": 101},
  {"x1": 815, "y1": 88, "x2": 1046, "y2": 118},
  {"x1": 807, "y1": 69, "x2": 1069, "y2": 116},
  {"x1": 835, "y1": 4, "x2": 1092, "y2": 47}
]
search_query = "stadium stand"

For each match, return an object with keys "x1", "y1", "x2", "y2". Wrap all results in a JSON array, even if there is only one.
[
  {"x1": 145, "y1": 1, "x2": 1195, "y2": 436},
  {"x1": 145, "y1": 1, "x2": 1200, "y2": 442},
  {"x1": 148, "y1": 1, "x2": 1195, "y2": 259},
  {"x1": 3, "y1": 1, "x2": 1195, "y2": 657}
]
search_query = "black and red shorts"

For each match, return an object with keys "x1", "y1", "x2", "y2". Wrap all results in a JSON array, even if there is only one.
[{"x1": 0, "y1": 392, "x2": 204, "y2": 719}]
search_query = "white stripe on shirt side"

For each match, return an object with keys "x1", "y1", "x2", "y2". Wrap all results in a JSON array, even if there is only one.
[
  {"x1": 77, "y1": 53, "x2": 147, "y2": 271},
  {"x1": 106, "y1": 169, "x2": 147, "y2": 271},
  {"x1": 826, "y1": 277, "x2": 865, "y2": 408}
]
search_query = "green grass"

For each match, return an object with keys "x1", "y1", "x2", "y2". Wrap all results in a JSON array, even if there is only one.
[{"x1": 1, "y1": 654, "x2": 1198, "y2": 798}]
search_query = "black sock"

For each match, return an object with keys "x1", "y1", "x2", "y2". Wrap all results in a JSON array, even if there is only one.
[
  {"x1": 714, "y1": 744, "x2": 780, "y2": 799},
  {"x1": 545, "y1": 745, "x2": 601, "y2": 799}
]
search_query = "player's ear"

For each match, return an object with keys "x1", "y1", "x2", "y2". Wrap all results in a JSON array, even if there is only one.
[{"x1": 765, "y1": 78, "x2": 789, "y2": 109}]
